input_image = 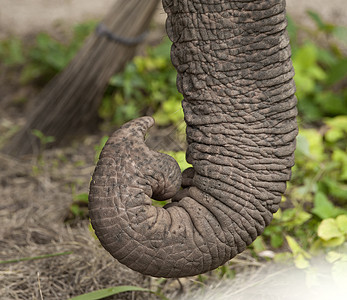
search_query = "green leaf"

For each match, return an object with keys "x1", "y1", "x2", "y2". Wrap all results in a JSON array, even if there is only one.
[
  {"x1": 332, "y1": 150, "x2": 347, "y2": 180},
  {"x1": 0, "y1": 38, "x2": 25, "y2": 65},
  {"x1": 322, "y1": 236, "x2": 345, "y2": 247},
  {"x1": 280, "y1": 208, "x2": 295, "y2": 222},
  {"x1": 281, "y1": 208, "x2": 312, "y2": 229},
  {"x1": 293, "y1": 43, "x2": 327, "y2": 84},
  {"x1": 325, "y1": 58, "x2": 347, "y2": 86},
  {"x1": 310, "y1": 239, "x2": 324, "y2": 254},
  {"x1": 312, "y1": 192, "x2": 346, "y2": 219},
  {"x1": 297, "y1": 128, "x2": 325, "y2": 161},
  {"x1": 163, "y1": 151, "x2": 192, "y2": 171},
  {"x1": 94, "y1": 136, "x2": 109, "y2": 163},
  {"x1": 317, "y1": 218, "x2": 343, "y2": 241},
  {"x1": 285, "y1": 236, "x2": 311, "y2": 269},
  {"x1": 315, "y1": 91, "x2": 347, "y2": 116},
  {"x1": 321, "y1": 177, "x2": 347, "y2": 201},
  {"x1": 252, "y1": 236, "x2": 267, "y2": 252},
  {"x1": 286, "y1": 14, "x2": 298, "y2": 44},
  {"x1": 31, "y1": 129, "x2": 56, "y2": 145},
  {"x1": 307, "y1": 10, "x2": 326, "y2": 31},
  {"x1": 336, "y1": 215, "x2": 347, "y2": 234},
  {"x1": 270, "y1": 233, "x2": 284, "y2": 248},
  {"x1": 286, "y1": 236, "x2": 310, "y2": 257},
  {"x1": 293, "y1": 43, "x2": 318, "y2": 70},
  {"x1": 31, "y1": 129, "x2": 44, "y2": 140},
  {"x1": 316, "y1": 47, "x2": 337, "y2": 67},
  {"x1": 294, "y1": 253, "x2": 311, "y2": 269},
  {"x1": 73, "y1": 193, "x2": 89, "y2": 203},
  {"x1": 153, "y1": 96, "x2": 184, "y2": 126},
  {"x1": 274, "y1": 252, "x2": 292, "y2": 263},
  {"x1": 273, "y1": 208, "x2": 282, "y2": 220},
  {"x1": 294, "y1": 210, "x2": 312, "y2": 226},
  {"x1": 297, "y1": 97, "x2": 325, "y2": 122},
  {"x1": 70, "y1": 204, "x2": 83, "y2": 217},
  {"x1": 325, "y1": 116, "x2": 347, "y2": 143},
  {"x1": 295, "y1": 134, "x2": 311, "y2": 157},
  {"x1": 329, "y1": 127, "x2": 344, "y2": 142},
  {"x1": 69, "y1": 286, "x2": 153, "y2": 300}
]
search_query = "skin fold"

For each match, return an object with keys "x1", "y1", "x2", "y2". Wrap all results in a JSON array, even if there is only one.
[{"x1": 89, "y1": 0, "x2": 298, "y2": 278}]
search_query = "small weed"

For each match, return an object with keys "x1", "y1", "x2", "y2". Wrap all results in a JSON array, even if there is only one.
[
  {"x1": 31, "y1": 129, "x2": 55, "y2": 149},
  {"x1": 216, "y1": 263, "x2": 236, "y2": 279},
  {"x1": 68, "y1": 193, "x2": 89, "y2": 220},
  {"x1": 30, "y1": 129, "x2": 55, "y2": 175},
  {"x1": 0, "y1": 38, "x2": 25, "y2": 65}
]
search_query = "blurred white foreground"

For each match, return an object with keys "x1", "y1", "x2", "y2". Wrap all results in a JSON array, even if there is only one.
[{"x1": 180, "y1": 257, "x2": 347, "y2": 300}]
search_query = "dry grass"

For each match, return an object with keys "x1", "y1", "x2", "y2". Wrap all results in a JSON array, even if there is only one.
[
  {"x1": 0, "y1": 140, "x2": 156, "y2": 299},
  {"x1": 0, "y1": 132, "x2": 262, "y2": 300}
]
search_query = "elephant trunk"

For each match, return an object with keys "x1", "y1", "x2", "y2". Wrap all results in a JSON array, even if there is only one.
[{"x1": 89, "y1": 0, "x2": 298, "y2": 278}]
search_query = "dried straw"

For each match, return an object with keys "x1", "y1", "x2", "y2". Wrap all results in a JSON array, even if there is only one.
[
  {"x1": 0, "y1": 144, "x2": 155, "y2": 299},
  {"x1": 0, "y1": 133, "x2": 261, "y2": 299}
]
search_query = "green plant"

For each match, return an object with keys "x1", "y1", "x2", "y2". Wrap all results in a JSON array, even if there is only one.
[
  {"x1": 26, "y1": 22, "x2": 96, "y2": 84},
  {"x1": 316, "y1": 215, "x2": 347, "y2": 247},
  {"x1": 163, "y1": 151, "x2": 191, "y2": 172},
  {"x1": 240, "y1": 12, "x2": 347, "y2": 277},
  {"x1": 0, "y1": 38, "x2": 25, "y2": 65},
  {"x1": 99, "y1": 37, "x2": 183, "y2": 127},
  {"x1": 261, "y1": 116, "x2": 347, "y2": 250},
  {"x1": 0, "y1": 21, "x2": 96, "y2": 85},
  {"x1": 69, "y1": 193, "x2": 89, "y2": 219},
  {"x1": 30, "y1": 129, "x2": 56, "y2": 175},
  {"x1": 290, "y1": 12, "x2": 347, "y2": 123},
  {"x1": 216, "y1": 262, "x2": 236, "y2": 279},
  {"x1": 31, "y1": 129, "x2": 56, "y2": 149},
  {"x1": 26, "y1": 21, "x2": 96, "y2": 84}
]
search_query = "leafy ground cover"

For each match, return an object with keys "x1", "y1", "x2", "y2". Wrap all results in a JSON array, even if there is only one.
[{"x1": 1, "y1": 11, "x2": 347, "y2": 299}]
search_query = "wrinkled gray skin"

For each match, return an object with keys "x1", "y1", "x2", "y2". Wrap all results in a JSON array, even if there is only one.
[{"x1": 89, "y1": 0, "x2": 298, "y2": 278}]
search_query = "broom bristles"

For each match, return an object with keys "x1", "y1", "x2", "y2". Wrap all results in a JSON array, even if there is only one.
[{"x1": 3, "y1": 0, "x2": 161, "y2": 156}]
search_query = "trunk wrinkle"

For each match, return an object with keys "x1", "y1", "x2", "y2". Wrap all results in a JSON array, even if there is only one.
[{"x1": 89, "y1": 0, "x2": 298, "y2": 277}]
